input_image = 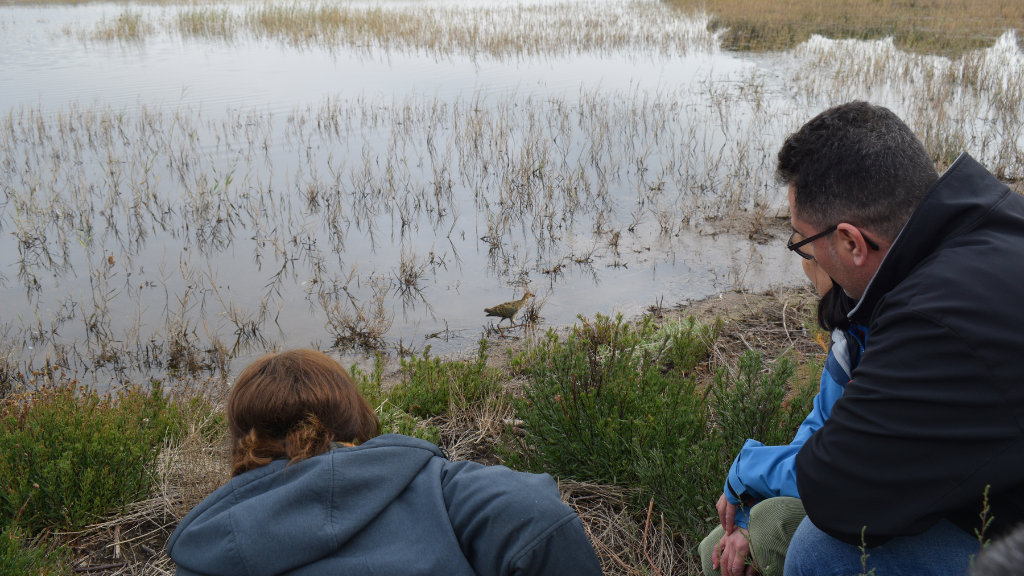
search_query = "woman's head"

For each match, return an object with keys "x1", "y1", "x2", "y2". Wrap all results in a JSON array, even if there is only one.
[{"x1": 228, "y1": 349, "x2": 380, "y2": 476}]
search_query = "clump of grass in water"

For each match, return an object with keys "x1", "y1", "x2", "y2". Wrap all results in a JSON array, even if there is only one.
[
  {"x1": 321, "y1": 275, "x2": 394, "y2": 351},
  {"x1": 667, "y1": 0, "x2": 1024, "y2": 55},
  {"x1": 505, "y1": 313, "x2": 815, "y2": 543},
  {"x1": 91, "y1": 9, "x2": 152, "y2": 42},
  {"x1": 96, "y1": 1, "x2": 718, "y2": 57},
  {"x1": 176, "y1": 7, "x2": 235, "y2": 40}
]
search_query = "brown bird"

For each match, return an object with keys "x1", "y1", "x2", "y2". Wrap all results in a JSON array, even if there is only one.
[{"x1": 484, "y1": 291, "x2": 534, "y2": 326}]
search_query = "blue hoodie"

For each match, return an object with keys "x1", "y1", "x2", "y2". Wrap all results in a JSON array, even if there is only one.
[{"x1": 167, "y1": 434, "x2": 602, "y2": 576}]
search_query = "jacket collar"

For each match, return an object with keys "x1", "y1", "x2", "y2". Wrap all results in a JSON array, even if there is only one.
[{"x1": 849, "y1": 152, "x2": 1011, "y2": 322}]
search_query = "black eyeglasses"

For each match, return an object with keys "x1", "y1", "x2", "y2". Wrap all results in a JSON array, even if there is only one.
[{"x1": 788, "y1": 225, "x2": 880, "y2": 260}]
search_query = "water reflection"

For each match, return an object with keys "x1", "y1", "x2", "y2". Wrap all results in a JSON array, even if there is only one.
[{"x1": 1, "y1": 0, "x2": 1020, "y2": 388}]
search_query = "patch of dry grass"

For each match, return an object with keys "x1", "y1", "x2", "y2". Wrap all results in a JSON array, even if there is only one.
[
  {"x1": 171, "y1": 2, "x2": 718, "y2": 57},
  {"x1": 175, "y1": 7, "x2": 234, "y2": 40},
  {"x1": 667, "y1": 0, "x2": 1024, "y2": 55},
  {"x1": 91, "y1": 9, "x2": 153, "y2": 42},
  {"x1": 561, "y1": 480, "x2": 697, "y2": 576}
]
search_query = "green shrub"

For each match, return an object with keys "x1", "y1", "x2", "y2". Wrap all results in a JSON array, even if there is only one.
[
  {"x1": 711, "y1": 351, "x2": 798, "y2": 450},
  {"x1": 350, "y1": 354, "x2": 441, "y2": 445},
  {"x1": 658, "y1": 316, "x2": 722, "y2": 373},
  {"x1": 0, "y1": 380, "x2": 182, "y2": 533},
  {"x1": 391, "y1": 341, "x2": 502, "y2": 418},
  {"x1": 507, "y1": 314, "x2": 727, "y2": 538},
  {"x1": 0, "y1": 527, "x2": 66, "y2": 576},
  {"x1": 351, "y1": 341, "x2": 505, "y2": 446},
  {"x1": 784, "y1": 355, "x2": 824, "y2": 436},
  {"x1": 509, "y1": 314, "x2": 815, "y2": 542}
]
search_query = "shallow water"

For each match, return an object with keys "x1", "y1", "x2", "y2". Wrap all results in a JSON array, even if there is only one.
[{"x1": 1, "y1": 0, "x2": 1020, "y2": 385}]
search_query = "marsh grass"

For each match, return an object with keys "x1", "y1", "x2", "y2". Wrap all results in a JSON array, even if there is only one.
[
  {"x1": 48, "y1": 0, "x2": 1024, "y2": 58},
  {"x1": 0, "y1": 83, "x2": 792, "y2": 381},
  {"x1": 63, "y1": 1, "x2": 719, "y2": 57},
  {"x1": 91, "y1": 9, "x2": 153, "y2": 42},
  {"x1": 321, "y1": 275, "x2": 394, "y2": 351},
  {"x1": 668, "y1": 0, "x2": 1024, "y2": 55},
  {"x1": 4, "y1": 0, "x2": 1023, "y2": 385},
  {"x1": 175, "y1": 7, "x2": 234, "y2": 39}
]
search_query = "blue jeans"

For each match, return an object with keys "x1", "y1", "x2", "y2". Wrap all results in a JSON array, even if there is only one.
[{"x1": 784, "y1": 516, "x2": 980, "y2": 576}]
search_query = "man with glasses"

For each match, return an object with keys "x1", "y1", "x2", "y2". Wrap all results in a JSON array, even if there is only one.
[{"x1": 768, "y1": 102, "x2": 1024, "y2": 575}]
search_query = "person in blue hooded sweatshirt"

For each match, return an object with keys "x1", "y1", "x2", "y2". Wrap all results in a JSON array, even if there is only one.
[
  {"x1": 166, "y1": 349, "x2": 603, "y2": 576},
  {"x1": 698, "y1": 257, "x2": 868, "y2": 576}
]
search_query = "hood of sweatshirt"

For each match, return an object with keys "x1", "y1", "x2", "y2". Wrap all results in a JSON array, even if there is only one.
[{"x1": 166, "y1": 434, "x2": 444, "y2": 576}]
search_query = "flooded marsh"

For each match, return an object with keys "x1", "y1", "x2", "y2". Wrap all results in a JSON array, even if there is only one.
[{"x1": 1, "y1": 0, "x2": 1022, "y2": 387}]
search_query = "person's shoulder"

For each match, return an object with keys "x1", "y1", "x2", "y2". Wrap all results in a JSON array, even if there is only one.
[
  {"x1": 440, "y1": 461, "x2": 567, "y2": 514},
  {"x1": 440, "y1": 460, "x2": 559, "y2": 493},
  {"x1": 880, "y1": 231, "x2": 1024, "y2": 332},
  {"x1": 352, "y1": 433, "x2": 447, "y2": 456}
]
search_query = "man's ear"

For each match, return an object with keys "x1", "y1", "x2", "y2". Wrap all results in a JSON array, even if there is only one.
[{"x1": 835, "y1": 223, "x2": 871, "y2": 266}]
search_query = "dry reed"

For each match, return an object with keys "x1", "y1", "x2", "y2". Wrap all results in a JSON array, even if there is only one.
[
  {"x1": 52, "y1": 1, "x2": 718, "y2": 58},
  {"x1": 90, "y1": 9, "x2": 153, "y2": 42}
]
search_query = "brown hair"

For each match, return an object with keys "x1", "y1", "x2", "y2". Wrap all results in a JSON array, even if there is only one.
[{"x1": 228, "y1": 349, "x2": 380, "y2": 476}]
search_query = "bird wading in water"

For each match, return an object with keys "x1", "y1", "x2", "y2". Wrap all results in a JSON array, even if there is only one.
[{"x1": 484, "y1": 291, "x2": 534, "y2": 327}]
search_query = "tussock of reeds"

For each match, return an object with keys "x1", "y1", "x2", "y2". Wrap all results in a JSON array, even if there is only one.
[
  {"x1": 668, "y1": 0, "x2": 1024, "y2": 55},
  {"x1": 91, "y1": 9, "x2": 153, "y2": 42}
]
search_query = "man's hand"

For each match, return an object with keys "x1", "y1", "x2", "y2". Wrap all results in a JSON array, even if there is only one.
[
  {"x1": 716, "y1": 493, "x2": 737, "y2": 534},
  {"x1": 711, "y1": 527, "x2": 756, "y2": 576}
]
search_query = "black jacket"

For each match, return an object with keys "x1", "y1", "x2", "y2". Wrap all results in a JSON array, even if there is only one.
[{"x1": 795, "y1": 153, "x2": 1024, "y2": 547}]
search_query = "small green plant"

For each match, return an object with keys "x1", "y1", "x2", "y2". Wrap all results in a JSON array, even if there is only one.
[
  {"x1": 976, "y1": 484, "x2": 994, "y2": 551},
  {"x1": 658, "y1": 316, "x2": 722, "y2": 374},
  {"x1": 711, "y1": 351, "x2": 800, "y2": 450},
  {"x1": 0, "y1": 379, "x2": 184, "y2": 533},
  {"x1": 859, "y1": 526, "x2": 876, "y2": 576},
  {"x1": 349, "y1": 354, "x2": 440, "y2": 445},
  {"x1": 391, "y1": 342, "x2": 502, "y2": 418},
  {"x1": 0, "y1": 526, "x2": 67, "y2": 576}
]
